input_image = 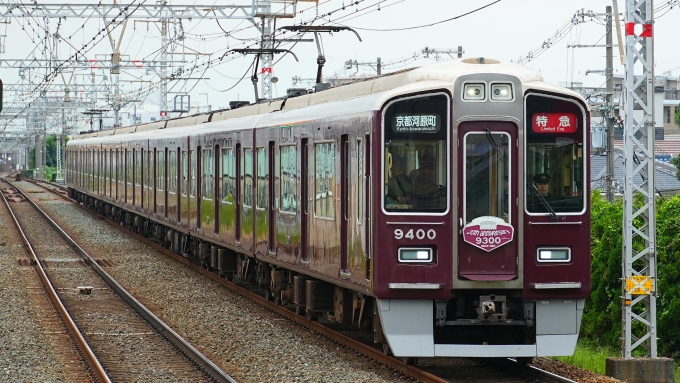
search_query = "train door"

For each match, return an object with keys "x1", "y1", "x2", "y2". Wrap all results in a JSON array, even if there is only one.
[
  {"x1": 240, "y1": 143, "x2": 255, "y2": 252},
  {"x1": 300, "y1": 138, "x2": 309, "y2": 263},
  {"x1": 340, "y1": 134, "x2": 349, "y2": 272},
  {"x1": 181, "y1": 147, "x2": 189, "y2": 227},
  {"x1": 196, "y1": 146, "x2": 203, "y2": 232},
  {"x1": 189, "y1": 147, "x2": 198, "y2": 231},
  {"x1": 268, "y1": 141, "x2": 276, "y2": 253},
  {"x1": 457, "y1": 121, "x2": 518, "y2": 280},
  {"x1": 363, "y1": 134, "x2": 371, "y2": 280},
  {"x1": 167, "y1": 148, "x2": 179, "y2": 223},
  {"x1": 219, "y1": 143, "x2": 237, "y2": 244},
  {"x1": 254, "y1": 145, "x2": 268, "y2": 255},
  {"x1": 235, "y1": 143, "x2": 242, "y2": 242},
  {"x1": 212, "y1": 143, "x2": 220, "y2": 236}
]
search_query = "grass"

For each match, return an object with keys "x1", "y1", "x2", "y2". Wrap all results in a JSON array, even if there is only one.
[
  {"x1": 554, "y1": 342, "x2": 618, "y2": 375},
  {"x1": 555, "y1": 341, "x2": 680, "y2": 381}
]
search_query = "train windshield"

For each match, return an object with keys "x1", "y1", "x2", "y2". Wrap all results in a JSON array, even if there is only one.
[
  {"x1": 525, "y1": 94, "x2": 586, "y2": 214},
  {"x1": 383, "y1": 94, "x2": 449, "y2": 213},
  {"x1": 464, "y1": 132, "x2": 510, "y2": 223}
]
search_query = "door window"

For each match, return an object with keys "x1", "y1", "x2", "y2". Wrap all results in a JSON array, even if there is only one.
[{"x1": 464, "y1": 132, "x2": 510, "y2": 224}]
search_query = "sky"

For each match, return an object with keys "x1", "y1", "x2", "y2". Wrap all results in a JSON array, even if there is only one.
[{"x1": 0, "y1": 0, "x2": 678, "y2": 132}]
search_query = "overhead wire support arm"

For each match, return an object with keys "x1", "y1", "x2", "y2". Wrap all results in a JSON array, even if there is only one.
[
  {"x1": 277, "y1": 25, "x2": 362, "y2": 42},
  {"x1": 224, "y1": 49, "x2": 298, "y2": 103},
  {"x1": 277, "y1": 25, "x2": 362, "y2": 85},
  {"x1": 225, "y1": 48, "x2": 299, "y2": 62}
]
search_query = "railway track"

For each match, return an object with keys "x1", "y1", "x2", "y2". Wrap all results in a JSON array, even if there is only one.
[
  {"x1": 1, "y1": 179, "x2": 236, "y2": 383},
  {"x1": 23, "y1": 178, "x2": 581, "y2": 383}
]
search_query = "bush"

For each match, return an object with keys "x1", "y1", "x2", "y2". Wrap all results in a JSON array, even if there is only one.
[
  {"x1": 584, "y1": 192, "x2": 680, "y2": 357},
  {"x1": 581, "y1": 192, "x2": 623, "y2": 348}
]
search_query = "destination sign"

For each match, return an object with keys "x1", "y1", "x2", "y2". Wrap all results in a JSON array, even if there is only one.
[{"x1": 391, "y1": 113, "x2": 441, "y2": 133}]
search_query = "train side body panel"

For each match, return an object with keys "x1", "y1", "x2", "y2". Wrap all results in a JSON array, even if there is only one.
[{"x1": 66, "y1": 58, "x2": 591, "y2": 359}]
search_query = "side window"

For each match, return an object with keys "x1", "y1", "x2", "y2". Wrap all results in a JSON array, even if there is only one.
[
  {"x1": 256, "y1": 147, "x2": 267, "y2": 209},
  {"x1": 315, "y1": 142, "x2": 335, "y2": 219},
  {"x1": 169, "y1": 150, "x2": 177, "y2": 193},
  {"x1": 190, "y1": 150, "x2": 196, "y2": 198},
  {"x1": 181, "y1": 150, "x2": 188, "y2": 197},
  {"x1": 221, "y1": 148, "x2": 235, "y2": 203},
  {"x1": 280, "y1": 145, "x2": 297, "y2": 213},
  {"x1": 135, "y1": 149, "x2": 142, "y2": 187},
  {"x1": 244, "y1": 148, "x2": 253, "y2": 207},
  {"x1": 203, "y1": 149, "x2": 214, "y2": 200},
  {"x1": 157, "y1": 150, "x2": 165, "y2": 192},
  {"x1": 126, "y1": 150, "x2": 133, "y2": 187}
]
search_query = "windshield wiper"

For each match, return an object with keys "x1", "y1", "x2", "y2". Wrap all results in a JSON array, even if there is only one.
[{"x1": 531, "y1": 183, "x2": 558, "y2": 221}]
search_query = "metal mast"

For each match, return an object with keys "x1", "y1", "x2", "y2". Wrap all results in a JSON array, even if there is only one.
[
  {"x1": 259, "y1": 9, "x2": 273, "y2": 100},
  {"x1": 622, "y1": 0, "x2": 656, "y2": 358},
  {"x1": 160, "y1": 1, "x2": 169, "y2": 118},
  {"x1": 606, "y1": 7, "x2": 615, "y2": 203}
]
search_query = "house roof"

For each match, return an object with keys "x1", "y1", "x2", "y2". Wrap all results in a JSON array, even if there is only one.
[{"x1": 590, "y1": 149, "x2": 680, "y2": 195}]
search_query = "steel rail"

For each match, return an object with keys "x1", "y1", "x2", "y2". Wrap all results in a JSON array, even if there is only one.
[
  {"x1": 0, "y1": 180, "x2": 112, "y2": 383},
  {"x1": 9, "y1": 180, "x2": 238, "y2": 383}
]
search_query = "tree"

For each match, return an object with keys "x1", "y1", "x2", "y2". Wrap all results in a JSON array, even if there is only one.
[
  {"x1": 27, "y1": 134, "x2": 69, "y2": 170},
  {"x1": 672, "y1": 105, "x2": 680, "y2": 178}
]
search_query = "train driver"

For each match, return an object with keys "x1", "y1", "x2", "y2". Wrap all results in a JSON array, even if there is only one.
[
  {"x1": 533, "y1": 173, "x2": 551, "y2": 196},
  {"x1": 385, "y1": 154, "x2": 411, "y2": 205}
]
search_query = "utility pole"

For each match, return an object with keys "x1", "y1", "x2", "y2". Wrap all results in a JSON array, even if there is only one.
[
  {"x1": 568, "y1": 12, "x2": 618, "y2": 201},
  {"x1": 605, "y1": 6, "x2": 615, "y2": 202}
]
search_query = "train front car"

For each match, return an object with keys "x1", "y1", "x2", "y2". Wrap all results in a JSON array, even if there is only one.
[{"x1": 374, "y1": 58, "x2": 590, "y2": 358}]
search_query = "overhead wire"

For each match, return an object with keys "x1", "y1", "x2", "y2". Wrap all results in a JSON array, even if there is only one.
[{"x1": 2, "y1": 0, "x2": 149, "y2": 131}]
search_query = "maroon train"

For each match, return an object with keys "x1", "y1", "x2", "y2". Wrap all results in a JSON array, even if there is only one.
[{"x1": 67, "y1": 57, "x2": 591, "y2": 358}]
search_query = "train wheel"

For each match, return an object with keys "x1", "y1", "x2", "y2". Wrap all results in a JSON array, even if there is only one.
[
  {"x1": 382, "y1": 343, "x2": 392, "y2": 356},
  {"x1": 305, "y1": 311, "x2": 318, "y2": 321},
  {"x1": 295, "y1": 305, "x2": 304, "y2": 315},
  {"x1": 402, "y1": 357, "x2": 417, "y2": 366},
  {"x1": 515, "y1": 357, "x2": 533, "y2": 366},
  {"x1": 263, "y1": 289, "x2": 272, "y2": 301}
]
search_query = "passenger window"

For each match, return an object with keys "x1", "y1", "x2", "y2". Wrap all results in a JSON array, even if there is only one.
[
  {"x1": 244, "y1": 148, "x2": 253, "y2": 207},
  {"x1": 280, "y1": 145, "x2": 297, "y2": 213},
  {"x1": 256, "y1": 147, "x2": 267, "y2": 209},
  {"x1": 315, "y1": 142, "x2": 335, "y2": 219},
  {"x1": 203, "y1": 149, "x2": 213, "y2": 200},
  {"x1": 221, "y1": 148, "x2": 235, "y2": 204}
]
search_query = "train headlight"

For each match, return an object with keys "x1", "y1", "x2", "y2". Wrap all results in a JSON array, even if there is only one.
[
  {"x1": 490, "y1": 83, "x2": 513, "y2": 101},
  {"x1": 537, "y1": 247, "x2": 571, "y2": 263},
  {"x1": 398, "y1": 248, "x2": 433, "y2": 263},
  {"x1": 463, "y1": 83, "x2": 485, "y2": 101}
]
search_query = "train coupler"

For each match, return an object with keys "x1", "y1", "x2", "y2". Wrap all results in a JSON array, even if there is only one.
[{"x1": 476, "y1": 294, "x2": 508, "y2": 321}]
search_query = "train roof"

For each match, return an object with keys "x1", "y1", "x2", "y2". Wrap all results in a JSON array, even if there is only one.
[{"x1": 69, "y1": 58, "x2": 587, "y2": 145}]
